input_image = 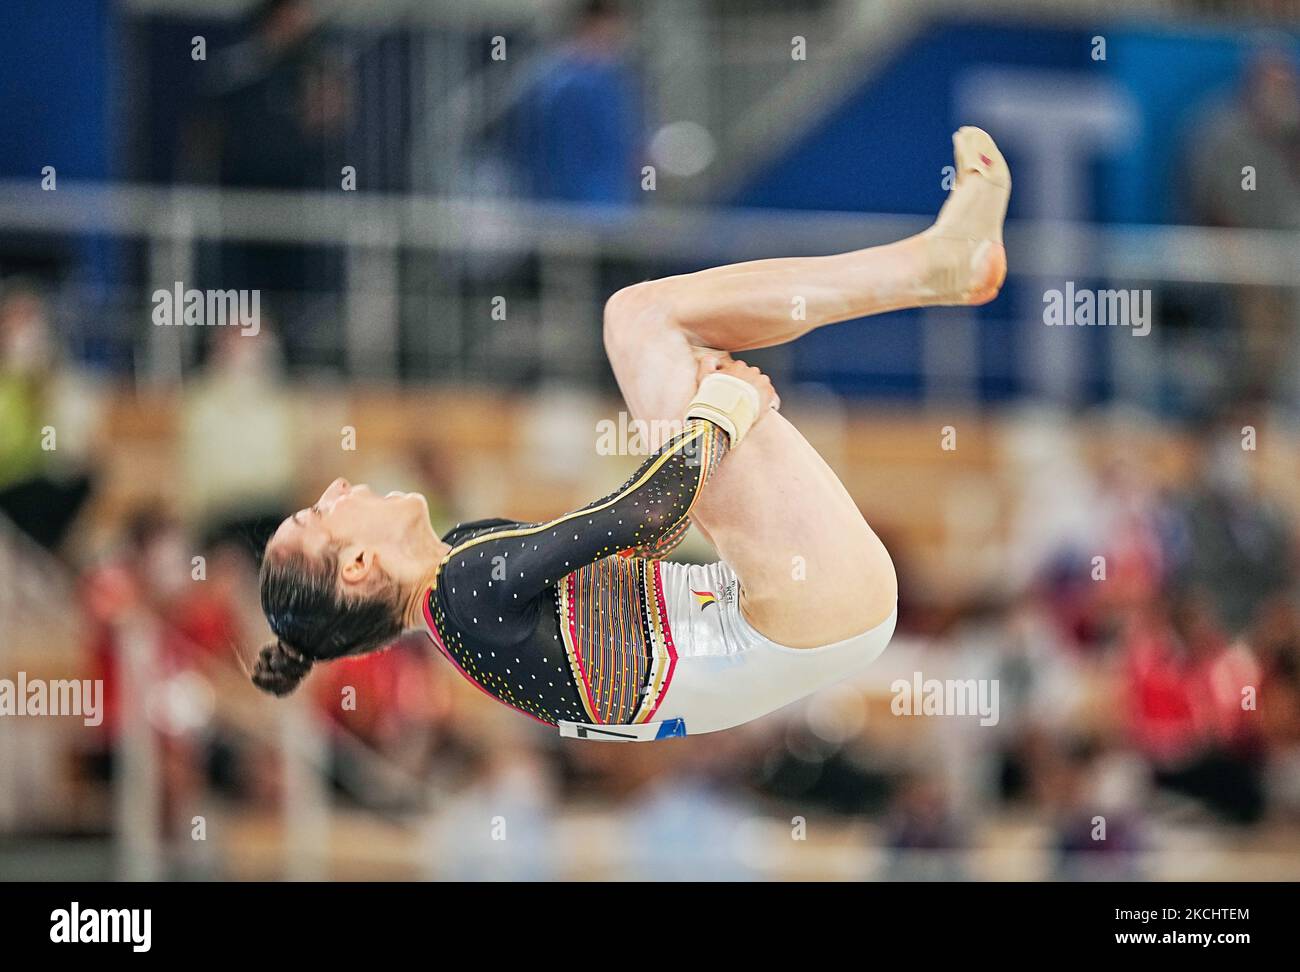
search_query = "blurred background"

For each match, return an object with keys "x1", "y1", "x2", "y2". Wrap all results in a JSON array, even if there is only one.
[{"x1": 2, "y1": 0, "x2": 1300, "y2": 881}]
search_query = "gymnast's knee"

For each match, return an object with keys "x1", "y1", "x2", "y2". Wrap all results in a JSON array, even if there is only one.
[
  {"x1": 825, "y1": 535, "x2": 899, "y2": 628},
  {"x1": 604, "y1": 281, "x2": 656, "y2": 333},
  {"x1": 603, "y1": 282, "x2": 678, "y2": 356},
  {"x1": 857, "y1": 539, "x2": 899, "y2": 620}
]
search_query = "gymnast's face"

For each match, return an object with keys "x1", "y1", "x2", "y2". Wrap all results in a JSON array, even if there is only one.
[{"x1": 268, "y1": 478, "x2": 440, "y2": 591}]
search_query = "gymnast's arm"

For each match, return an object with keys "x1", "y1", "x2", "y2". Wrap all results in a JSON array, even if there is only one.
[{"x1": 441, "y1": 372, "x2": 764, "y2": 608}]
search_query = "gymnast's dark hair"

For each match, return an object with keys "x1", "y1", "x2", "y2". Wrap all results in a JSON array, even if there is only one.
[{"x1": 253, "y1": 544, "x2": 404, "y2": 696}]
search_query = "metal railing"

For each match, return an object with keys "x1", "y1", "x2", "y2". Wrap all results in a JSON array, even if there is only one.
[{"x1": 3, "y1": 179, "x2": 1298, "y2": 403}]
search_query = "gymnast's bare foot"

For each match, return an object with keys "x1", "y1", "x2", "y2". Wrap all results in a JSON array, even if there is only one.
[{"x1": 917, "y1": 126, "x2": 1011, "y2": 306}]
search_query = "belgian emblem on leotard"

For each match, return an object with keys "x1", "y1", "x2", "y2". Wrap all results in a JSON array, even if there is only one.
[
  {"x1": 692, "y1": 581, "x2": 735, "y2": 610},
  {"x1": 691, "y1": 589, "x2": 718, "y2": 610}
]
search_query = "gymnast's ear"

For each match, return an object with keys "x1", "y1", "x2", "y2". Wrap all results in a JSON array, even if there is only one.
[{"x1": 338, "y1": 545, "x2": 377, "y2": 587}]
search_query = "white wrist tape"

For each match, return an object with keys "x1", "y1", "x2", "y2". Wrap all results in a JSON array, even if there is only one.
[{"x1": 686, "y1": 372, "x2": 762, "y2": 447}]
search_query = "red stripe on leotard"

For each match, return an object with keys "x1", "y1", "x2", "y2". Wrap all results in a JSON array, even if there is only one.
[{"x1": 640, "y1": 560, "x2": 678, "y2": 724}]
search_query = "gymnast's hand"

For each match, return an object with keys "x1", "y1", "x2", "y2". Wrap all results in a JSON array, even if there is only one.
[{"x1": 697, "y1": 354, "x2": 780, "y2": 415}]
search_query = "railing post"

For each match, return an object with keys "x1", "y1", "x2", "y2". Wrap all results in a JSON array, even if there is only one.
[
  {"x1": 143, "y1": 197, "x2": 196, "y2": 388},
  {"x1": 922, "y1": 307, "x2": 980, "y2": 406},
  {"x1": 538, "y1": 235, "x2": 600, "y2": 382},
  {"x1": 114, "y1": 612, "x2": 163, "y2": 880},
  {"x1": 345, "y1": 217, "x2": 401, "y2": 380},
  {"x1": 280, "y1": 693, "x2": 330, "y2": 880}
]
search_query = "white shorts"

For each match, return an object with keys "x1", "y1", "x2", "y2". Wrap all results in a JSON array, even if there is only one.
[{"x1": 558, "y1": 560, "x2": 896, "y2": 741}]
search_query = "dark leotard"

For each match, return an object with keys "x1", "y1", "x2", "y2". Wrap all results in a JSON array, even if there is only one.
[{"x1": 421, "y1": 418, "x2": 729, "y2": 726}]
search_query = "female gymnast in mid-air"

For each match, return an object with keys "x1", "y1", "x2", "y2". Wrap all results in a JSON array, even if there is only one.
[{"x1": 252, "y1": 128, "x2": 1010, "y2": 740}]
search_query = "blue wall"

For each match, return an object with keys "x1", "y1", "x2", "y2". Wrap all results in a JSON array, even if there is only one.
[
  {"x1": 733, "y1": 21, "x2": 1092, "y2": 219},
  {"x1": 0, "y1": 0, "x2": 116, "y2": 181},
  {"x1": 728, "y1": 19, "x2": 1299, "y2": 402},
  {"x1": 1103, "y1": 28, "x2": 1299, "y2": 224}
]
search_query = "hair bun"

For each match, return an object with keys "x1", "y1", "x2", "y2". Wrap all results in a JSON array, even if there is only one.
[{"x1": 251, "y1": 639, "x2": 314, "y2": 697}]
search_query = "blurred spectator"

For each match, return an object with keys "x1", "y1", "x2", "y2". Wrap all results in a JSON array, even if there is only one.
[
  {"x1": 425, "y1": 743, "x2": 560, "y2": 880},
  {"x1": 620, "y1": 774, "x2": 759, "y2": 880},
  {"x1": 181, "y1": 0, "x2": 353, "y2": 369},
  {"x1": 1251, "y1": 597, "x2": 1300, "y2": 818},
  {"x1": 755, "y1": 720, "x2": 891, "y2": 817},
  {"x1": 0, "y1": 280, "x2": 97, "y2": 552},
  {"x1": 310, "y1": 636, "x2": 447, "y2": 811},
  {"x1": 882, "y1": 774, "x2": 967, "y2": 880},
  {"x1": 180, "y1": 325, "x2": 298, "y2": 557},
  {"x1": 1124, "y1": 591, "x2": 1265, "y2": 824},
  {"x1": 79, "y1": 507, "x2": 258, "y2": 833},
  {"x1": 511, "y1": 0, "x2": 642, "y2": 204},
  {"x1": 1182, "y1": 46, "x2": 1300, "y2": 405},
  {"x1": 409, "y1": 442, "x2": 462, "y2": 536},
  {"x1": 1049, "y1": 739, "x2": 1146, "y2": 880},
  {"x1": 1167, "y1": 419, "x2": 1293, "y2": 632},
  {"x1": 1186, "y1": 46, "x2": 1300, "y2": 232},
  {"x1": 183, "y1": 0, "x2": 351, "y2": 191}
]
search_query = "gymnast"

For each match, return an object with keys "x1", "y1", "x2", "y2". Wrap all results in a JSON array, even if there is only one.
[{"x1": 251, "y1": 128, "x2": 1011, "y2": 741}]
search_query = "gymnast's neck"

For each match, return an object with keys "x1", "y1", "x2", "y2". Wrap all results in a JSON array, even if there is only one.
[{"x1": 400, "y1": 547, "x2": 450, "y2": 630}]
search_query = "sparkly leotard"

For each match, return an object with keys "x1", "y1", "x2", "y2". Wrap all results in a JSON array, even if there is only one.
[{"x1": 420, "y1": 418, "x2": 729, "y2": 727}]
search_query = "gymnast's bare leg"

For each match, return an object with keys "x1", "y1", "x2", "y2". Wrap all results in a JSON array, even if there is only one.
[{"x1": 602, "y1": 128, "x2": 1010, "y2": 648}]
